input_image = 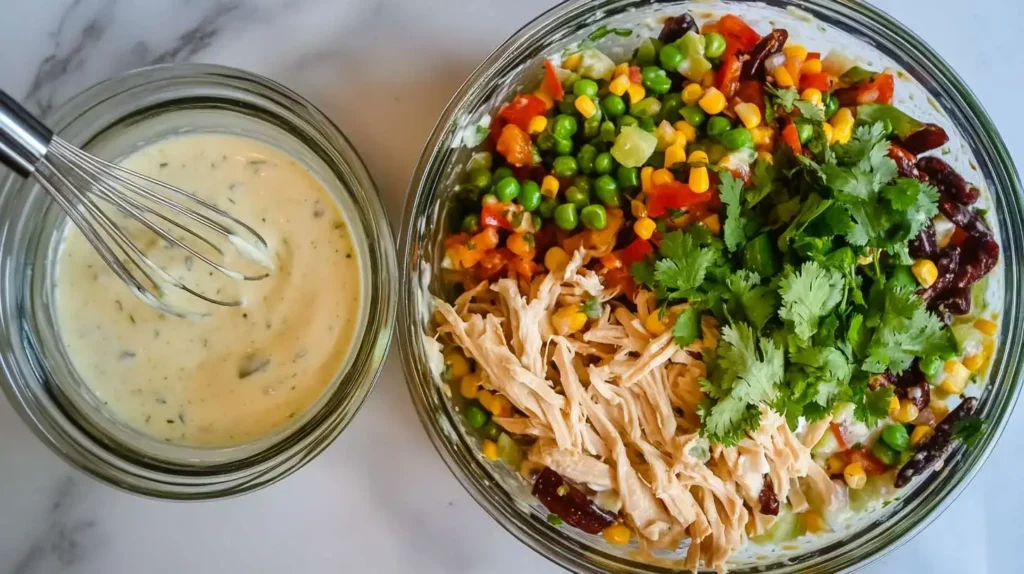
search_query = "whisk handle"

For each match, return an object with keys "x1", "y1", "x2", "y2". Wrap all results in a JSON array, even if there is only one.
[{"x1": 0, "y1": 89, "x2": 53, "y2": 177}]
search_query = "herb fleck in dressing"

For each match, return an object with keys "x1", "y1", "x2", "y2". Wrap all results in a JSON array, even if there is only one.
[{"x1": 54, "y1": 134, "x2": 362, "y2": 446}]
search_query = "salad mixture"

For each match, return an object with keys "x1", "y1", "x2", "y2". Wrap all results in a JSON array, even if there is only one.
[{"x1": 430, "y1": 11, "x2": 998, "y2": 571}]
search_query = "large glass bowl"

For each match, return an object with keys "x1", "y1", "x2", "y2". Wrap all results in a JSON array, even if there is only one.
[{"x1": 398, "y1": 0, "x2": 1023, "y2": 572}]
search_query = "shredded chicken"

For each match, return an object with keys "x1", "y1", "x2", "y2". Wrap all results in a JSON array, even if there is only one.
[{"x1": 433, "y1": 252, "x2": 836, "y2": 572}]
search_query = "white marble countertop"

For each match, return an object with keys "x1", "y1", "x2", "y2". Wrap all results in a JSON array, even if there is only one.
[{"x1": 1, "y1": 0, "x2": 1022, "y2": 572}]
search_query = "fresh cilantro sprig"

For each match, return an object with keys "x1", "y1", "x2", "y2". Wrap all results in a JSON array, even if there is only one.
[{"x1": 862, "y1": 284, "x2": 957, "y2": 375}]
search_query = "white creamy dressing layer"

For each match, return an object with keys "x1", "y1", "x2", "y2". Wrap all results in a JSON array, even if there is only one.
[{"x1": 55, "y1": 134, "x2": 362, "y2": 447}]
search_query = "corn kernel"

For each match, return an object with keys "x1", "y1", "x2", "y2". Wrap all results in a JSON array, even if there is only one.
[
  {"x1": 613, "y1": 62, "x2": 629, "y2": 78},
  {"x1": 655, "y1": 120, "x2": 678, "y2": 150},
  {"x1": 482, "y1": 439, "x2": 500, "y2": 460},
  {"x1": 826, "y1": 454, "x2": 846, "y2": 476},
  {"x1": 701, "y1": 69, "x2": 716, "y2": 88},
  {"x1": 931, "y1": 402, "x2": 949, "y2": 421},
  {"x1": 774, "y1": 66, "x2": 795, "y2": 88},
  {"x1": 641, "y1": 166, "x2": 654, "y2": 193},
  {"x1": 644, "y1": 311, "x2": 668, "y2": 336},
  {"x1": 630, "y1": 199, "x2": 647, "y2": 218},
  {"x1": 609, "y1": 74, "x2": 631, "y2": 96},
  {"x1": 460, "y1": 373, "x2": 482, "y2": 399},
  {"x1": 682, "y1": 83, "x2": 704, "y2": 105},
  {"x1": 750, "y1": 126, "x2": 774, "y2": 147},
  {"x1": 963, "y1": 353, "x2": 984, "y2": 372},
  {"x1": 553, "y1": 304, "x2": 588, "y2": 335},
  {"x1": 477, "y1": 389, "x2": 494, "y2": 412},
  {"x1": 702, "y1": 214, "x2": 721, "y2": 234},
  {"x1": 975, "y1": 318, "x2": 998, "y2": 336},
  {"x1": 784, "y1": 44, "x2": 809, "y2": 62},
  {"x1": 911, "y1": 425, "x2": 935, "y2": 447},
  {"x1": 664, "y1": 142, "x2": 688, "y2": 167},
  {"x1": 800, "y1": 58, "x2": 823, "y2": 75},
  {"x1": 844, "y1": 462, "x2": 867, "y2": 490},
  {"x1": 488, "y1": 394, "x2": 513, "y2": 417},
  {"x1": 603, "y1": 523, "x2": 632, "y2": 545},
  {"x1": 541, "y1": 175, "x2": 560, "y2": 198},
  {"x1": 444, "y1": 350, "x2": 470, "y2": 379},
  {"x1": 544, "y1": 246, "x2": 570, "y2": 274},
  {"x1": 626, "y1": 83, "x2": 646, "y2": 105},
  {"x1": 804, "y1": 511, "x2": 828, "y2": 533},
  {"x1": 757, "y1": 150, "x2": 774, "y2": 165},
  {"x1": 634, "y1": 217, "x2": 657, "y2": 240},
  {"x1": 532, "y1": 89, "x2": 554, "y2": 111},
  {"x1": 940, "y1": 360, "x2": 971, "y2": 394},
  {"x1": 822, "y1": 122, "x2": 834, "y2": 143},
  {"x1": 831, "y1": 108, "x2": 855, "y2": 144},
  {"x1": 889, "y1": 395, "x2": 901, "y2": 418},
  {"x1": 801, "y1": 88, "x2": 823, "y2": 107},
  {"x1": 527, "y1": 115, "x2": 548, "y2": 134},
  {"x1": 688, "y1": 150, "x2": 709, "y2": 164},
  {"x1": 674, "y1": 120, "x2": 697, "y2": 143},
  {"x1": 652, "y1": 168, "x2": 675, "y2": 186},
  {"x1": 575, "y1": 94, "x2": 597, "y2": 118},
  {"x1": 911, "y1": 259, "x2": 938, "y2": 288},
  {"x1": 562, "y1": 52, "x2": 582, "y2": 71},
  {"x1": 689, "y1": 166, "x2": 710, "y2": 193},
  {"x1": 895, "y1": 399, "x2": 920, "y2": 424},
  {"x1": 734, "y1": 102, "x2": 762, "y2": 129},
  {"x1": 698, "y1": 87, "x2": 726, "y2": 115}
]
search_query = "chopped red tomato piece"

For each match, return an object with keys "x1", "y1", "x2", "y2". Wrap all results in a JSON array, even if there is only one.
[
  {"x1": 647, "y1": 181, "x2": 715, "y2": 217},
  {"x1": 480, "y1": 204, "x2": 512, "y2": 230},
  {"x1": 628, "y1": 65, "x2": 643, "y2": 85},
  {"x1": 836, "y1": 73, "x2": 894, "y2": 106},
  {"x1": 781, "y1": 123, "x2": 803, "y2": 155},
  {"x1": 618, "y1": 238, "x2": 653, "y2": 266},
  {"x1": 543, "y1": 60, "x2": 565, "y2": 102},
  {"x1": 476, "y1": 248, "x2": 512, "y2": 280},
  {"x1": 603, "y1": 267, "x2": 637, "y2": 298},
  {"x1": 807, "y1": 52, "x2": 821, "y2": 61},
  {"x1": 496, "y1": 124, "x2": 534, "y2": 166},
  {"x1": 499, "y1": 94, "x2": 548, "y2": 131},
  {"x1": 717, "y1": 54, "x2": 744, "y2": 99},
  {"x1": 717, "y1": 14, "x2": 761, "y2": 52},
  {"x1": 847, "y1": 447, "x2": 888, "y2": 475},
  {"x1": 799, "y1": 72, "x2": 832, "y2": 93}
]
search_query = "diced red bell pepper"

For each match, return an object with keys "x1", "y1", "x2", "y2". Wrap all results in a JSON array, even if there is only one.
[
  {"x1": 480, "y1": 204, "x2": 512, "y2": 230},
  {"x1": 836, "y1": 73, "x2": 895, "y2": 106},
  {"x1": 799, "y1": 72, "x2": 832, "y2": 93},
  {"x1": 476, "y1": 248, "x2": 512, "y2": 280},
  {"x1": 629, "y1": 65, "x2": 643, "y2": 85},
  {"x1": 602, "y1": 267, "x2": 637, "y2": 299},
  {"x1": 847, "y1": 447, "x2": 888, "y2": 475},
  {"x1": 717, "y1": 54, "x2": 744, "y2": 99},
  {"x1": 717, "y1": 14, "x2": 761, "y2": 52},
  {"x1": 735, "y1": 80, "x2": 766, "y2": 110},
  {"x1": 499, "y1": 94, "x2": 548, "y2": 131},
  {"x1": 496, "y1": 124, "x2": 534, "y2": 167},
  {"x1": 781, "y1": 123, "x2": 802, "y2": 155},
  {"x1": 646, "y1": 181, "x2": 715, "y2": 217},
  {"x1": 807, "y1": 52, "x2": 821, "y2": 61},
  {"x1": 618, "y1": 238, "x2": 653, "y2": 266},
  {"x1": 445, "y1": 232, "x2": 470, "y2": 248},
  {"x1": 543, "y1": 60, "x2": 565, "y2": 102}
]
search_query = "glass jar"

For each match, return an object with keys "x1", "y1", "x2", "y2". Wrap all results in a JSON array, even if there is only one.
[
  {"x1": 0, "y1": 64, "x2": 396, "y2": 499},
  {"x1": 398, "y1": 1, "x2": 1024, "y2": 571}
]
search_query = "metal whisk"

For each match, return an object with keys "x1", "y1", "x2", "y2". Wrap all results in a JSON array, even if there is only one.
[{"x1": 0, "y1": 89, "x2": 272, "y2": 315}]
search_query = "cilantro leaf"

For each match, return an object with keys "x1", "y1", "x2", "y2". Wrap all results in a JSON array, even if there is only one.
[
  {"x1": 766, "y1": 85, "x2": 799, "y2": 112},
  {"x1": 719, "y1": 171, "x2": 747, "y2": 252},
  {"x1": 747, "y1": 158, "x2": 776, "y2": 208},
  {"x1": 650, "y1": 230, "x2": 720, "y2": 301},
  {"x1": 853, "y1": 383, "x2": 895, "y2": 425},
  {"x1": 630, "y1": 260, "x2": 655, "y2": 287},
  {"x1": 725, "y1": 271, "x2": 778, "y2": 331},
  {"x1": 778, "y1": 261, "x2": 845, "y2": 340},
  {"x1": 862, "y1": 285, "x2": 957, "y2": 374},
  {"x1": 700, "y1": 322, "x2": 785, "y2": 445},
  {"x1": 952, "y1": 415, "x2": 986, "y2": 447},
  {"x1": 794, "y1": 99, "x2": 826, "y2": 122},
  {"x1": 673, "y1": 306, "x2": 703, "y2": 347},
  {"x1": 582, "y1": 297, "x2": 602, "y2": 320},
  {"x1": 780, "y1": 345, "x2": 852, "y2": 425}
]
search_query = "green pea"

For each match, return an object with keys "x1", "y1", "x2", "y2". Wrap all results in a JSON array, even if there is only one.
[
  {"x1": 617, "y1": 165, "x2": 640, "y2": 188},
  {"x1": 466, "y1": 151, "x2": 493, "y2": 172},
  {"x1": 871, "y1": 441, "x2": 899, "y2": 466},
  {"x1": 704, "y1": 32, "x2": 727, "y2": 59},
  {"x1": 494, "y1": 177, "x2": 520, "y2": 203},
  {"x1": 721, "y1": 127, "x2": 755, "y2": 150},
  {"x1": 680, "y1": 105, "x2": 707, "y2": 127},
  {"x1": 552, "y1": 155, "x2": 578, "y2": 178},
  {"x1": 580, "y1": 204, "x2": 608, "y2": 230},
  {"x1": 583, "y1": 114, "x2": 602, "y2": 138},
  {"x1": 882, "y1": 424, "x2": 911, "y2": 452},
  {"x1": 659, "y1": 92, "x2": 683, "y2": 123},
  {"x1": 565, "y1": 186, "x2": 590, "y2": 208},
  {"x1": 599, "y1": 120, "x2": 617, "y2": 143},
  {"x1": 552, "y1": 114, "x2": 578, "y2": 139},
  {"x1": 573, "y1": 175, "x2": 592, "y2": 196},
  {"x1": 554, "y1": 203, "x2": 579, "y2": 230},
  {"x1": 480, "y1": 420, "x2": 501, "y2": 441},
  {"x1": 617, "y1": 115, "x2": 639, "y2": 129},
  {"x1": 536, "y1": 131, "x2": 554, "y2": 151},
  {"x1": 492, "y1": 166, "x2": 514, "y2": 183},
  {"x1": 467, "y1": 168, "x2": 492, "y2": 190},
  {"x1": 553, "y1": 136, "x2": 574, "y2": 155},
  {"x1": 594, "y1": 152, "x2": 614, "y2": 175},
  {"x1": 631, "y1": 97, "x2": 662, "y2": 118},
  {"x1": 464, "y1": 401, "x2": 489, "y2": 429},
  {"x1": 796, "y1": 121, "x2": 814, "y2": 144},
  {"x1": 577, "y1": 144, "x2": 598, "y2": 174},
  {"x1": 519, "y1": 180, "x2": 542, "y2": 211},
  {"x1": 461, "y1": 213, "x2": 480, "y2": 233},
  {"x1": 601, "y1": 94, "x2": 627, "y2": 118},
  {"x1": 641, "y1": 65, "x2": 663, "y2": 84},
  {"x1": 573, "y1": 78, "x2": 599, "y2": 99},
  {"x1": 659, "y1": 44, "x2": 684, "y2": 71},
  {"x1": 824, "y1": 93, "x2": 839, "y2": 119},
  {"x1": 920, "y1": 355, "x2": 942, "y2": 377},
  {"x1": 594, "y1": 175, "x2": 620, "y2": 207},
  {"x1": 558, "y1": 94, "x2": 578, "y2": 115},
  {"x1": 707, "y1": 115, "x2": 732, "y2": 137},
  {"x1": 647, "y1": 74, "x2": 672, "y2": 95},
  {"x1": 538, "y1": 197, "x2": 558, "y2": 218}
]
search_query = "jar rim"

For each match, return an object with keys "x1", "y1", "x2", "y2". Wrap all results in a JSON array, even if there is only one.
[{"x1": 0, "y1": 63, "x2": 398, "y2": 499}]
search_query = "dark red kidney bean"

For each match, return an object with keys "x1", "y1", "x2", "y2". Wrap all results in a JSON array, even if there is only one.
[
  {"x1": 909, "y1": 223, "x2": 938, "y2": 259},
  {"x1": 918, "y1": 157, "x2": 980, "y2": 206},
  {"x1": 940, "y1": 286, "x2": 972, "y2": 316},
  {"x1": 895, "y1": 371, "x2": 931, "y2": 411},
  {"x1": 938, "y1": 198, "x2": 992, "y2": 241},
  {"x1": 895, "y1": 397, "x2": 978, "y2": 488},
  {"x1": 742, "y1": 29, "x2": 788, "y2": 80},
  {"x1": 898, "y1": 124, "x2": 949, "y2": 155},
  {"x1": 532, "y1": 468, "x2": 616, "y2": 534},
  {"x1": 955, "y1": 236, "x2": 999, "y2": 289},
  {"x1": 920, "y1": 246, "x2": 960, "y2": 303},
  {"x1": 658, "y1": 13, "x2": 698, "y2": 43},
  {"x1": 888, "y1": 143, "x2": 920, "y2": 179},
  {"x1": 758, "y1": 476, "x2": 780, "y2": 516}
]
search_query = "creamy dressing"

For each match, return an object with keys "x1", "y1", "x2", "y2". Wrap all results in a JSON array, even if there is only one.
[{"x1": 54, "y1": 134, "x2": 362, "y2": 446}]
